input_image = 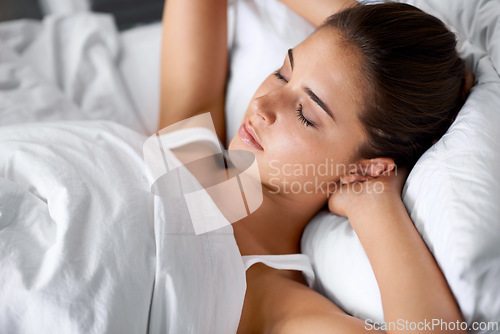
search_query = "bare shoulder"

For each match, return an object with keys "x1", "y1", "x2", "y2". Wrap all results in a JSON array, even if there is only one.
[
  {"x1": 272, "y1": 311, "x2": 384, "y2": 334},
  {"x1": 241, "y1": 263, "x2": 382, "y2": 334},
  {"x1": 269, "y1": 285, "x2": 383, "y2": 334}
]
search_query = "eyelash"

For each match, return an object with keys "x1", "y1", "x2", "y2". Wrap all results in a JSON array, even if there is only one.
[{"x1": 273, "y1": 70, "x2": 315, "y2": 128}]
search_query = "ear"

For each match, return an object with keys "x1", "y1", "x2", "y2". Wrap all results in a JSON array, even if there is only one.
[{"x1": 341, "y1": 157, "x2": 395, "y2": 184}]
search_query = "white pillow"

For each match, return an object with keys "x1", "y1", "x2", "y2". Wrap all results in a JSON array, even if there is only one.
[
  {"x1": 226, "y1": 0, "x2": 500, "y2": 331},
  {"x1": 119, "y1": 22, "x2": 162, "y2": 135}
]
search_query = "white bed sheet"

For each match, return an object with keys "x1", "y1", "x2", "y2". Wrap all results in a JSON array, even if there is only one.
[
  {"x1": 119, "y1": 22, "x2": 162, "y2": 135},
  {"x1": 0, "y1": 120, "x2": 248, "y2": 334},
  {"x1": 0, "y1": 121, "x2": 155, "y2": 334},
  {"x1": 0, "y1": 11, "x2": 245, "y2": 334},
  {"x1": 0, "y1": 14, "x2": 156, "y2": 333},
  {"x1": 0, "y1": 14, "x2": 147, "y2": 132}
]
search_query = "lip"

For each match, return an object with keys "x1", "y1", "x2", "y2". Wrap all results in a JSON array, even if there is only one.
[{"x1": 238, "y1": 119, "x2": 264, "y2": 150}]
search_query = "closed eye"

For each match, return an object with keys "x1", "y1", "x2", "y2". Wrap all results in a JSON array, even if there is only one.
[
  {"x1": 273, "y1": 70, "x2": 287, "y2": 83},
  {"x1": 296, "y1": 104, "x2": 315, "y2": 127},
  {"x1": 273, "y1": 70, "x2": 315, "y2": 128}
]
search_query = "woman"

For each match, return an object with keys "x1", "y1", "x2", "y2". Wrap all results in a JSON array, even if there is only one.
[{"x1": 158, "y1": 0, "x2": 472, "y2": 332}]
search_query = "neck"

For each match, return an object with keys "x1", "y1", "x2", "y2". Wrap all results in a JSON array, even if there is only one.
[{"x1": 232, "y1": 185, "x2": 327, "y2": 255}]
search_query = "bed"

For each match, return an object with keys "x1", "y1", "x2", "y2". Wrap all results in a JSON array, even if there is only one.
[{"x1": 0, "y1": 0, "x2": 499, "y2": 333}]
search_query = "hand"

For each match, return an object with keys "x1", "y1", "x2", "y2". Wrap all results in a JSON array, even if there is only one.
[{"x1": 328, "y1": 162, "x2": 409, "y2": 218}]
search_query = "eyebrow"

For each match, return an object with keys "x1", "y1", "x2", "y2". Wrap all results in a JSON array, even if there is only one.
[
  {"x1": 288, "y1": 48, "x2": 335, "y2": 122},
  {"x1": 305, "y1": 88, "x2": 335, "y2": 122}
]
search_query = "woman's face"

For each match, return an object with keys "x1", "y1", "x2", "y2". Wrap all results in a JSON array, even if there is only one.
[{"x1": 229, "y1": 27, "x2": 368, "y2": 196}]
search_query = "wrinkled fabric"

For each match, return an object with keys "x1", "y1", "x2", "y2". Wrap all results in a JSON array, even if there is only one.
[{"x1": 0, "y1": 121, "x2": 155, "y2": 334}]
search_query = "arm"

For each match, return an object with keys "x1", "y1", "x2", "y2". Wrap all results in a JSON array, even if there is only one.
[
  {"x1": 158, "y1": 0, "x2": 228, "y2": 144},
  {"x1": 278, "y1": 0, "x2": 358, "y2": 27},
  {"x1": 328, "y1": 166, "x2": 467, "y2": 334}
]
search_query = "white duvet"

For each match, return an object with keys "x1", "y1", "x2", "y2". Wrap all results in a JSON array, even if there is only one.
[
  {"x1": 0, "y1": 13, "x2": 247, "y2": 334},
  {"x1": 0, "y1": 14, "x2": 153, "y2": 334},
  {"x1": 0, "y1": 122, "x2": 155, "y2": 333},
  {"x1": 0, "y1": 120, "x2": 247, "y2": 334}
]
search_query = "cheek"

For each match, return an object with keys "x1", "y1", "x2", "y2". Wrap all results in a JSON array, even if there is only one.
[
  {"x1": 267, "y1": 123, "x2": 333, "y2": 164},
  {"x1": 266, "y1": 130, "x2": 308, "y2": 161},
  {"x1": 266, "y1": 133, "x2": 356, "y2": 179},
  {"x1": 261, "y1": 138, "x2": 328, "y2": 181}
]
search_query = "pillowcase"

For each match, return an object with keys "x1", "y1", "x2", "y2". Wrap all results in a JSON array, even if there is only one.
[
  {"x1": 225, "y1": 0, "x2": 500, "y2": 330},
  {"x1": 119, "y1": 22, "x2": 162, "y2": 134}
]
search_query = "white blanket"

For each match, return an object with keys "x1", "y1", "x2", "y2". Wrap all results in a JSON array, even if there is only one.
[
  {"x1": 0, "y1": 14, "x2": 156, "y2": 334},
  {"x1": 0, "y1": 121, "x2": 155, "y2": 333},
  {"x1": 0, "y1": 14, "x2": 146, "y2": 133},
  {"x1": 0, "y1": 119, "x2": 248, "y2": 334},
  {"x1": 0, "y1": 14, "x2": 248, "y2": 334}
]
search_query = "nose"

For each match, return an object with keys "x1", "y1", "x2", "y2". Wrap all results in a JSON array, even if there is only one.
[{"x1": 250, "y1": 91, "x2": 279, "y2": 125}]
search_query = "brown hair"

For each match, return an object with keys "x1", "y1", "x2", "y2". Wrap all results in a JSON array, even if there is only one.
[{"x1": 323, "y1": 2, "x2": 470, "y2": 167}]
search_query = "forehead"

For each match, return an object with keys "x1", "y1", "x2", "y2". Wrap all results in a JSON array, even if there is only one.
[{"x1": 293, "y1": 27, "x2": 366, "y2": 120}]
